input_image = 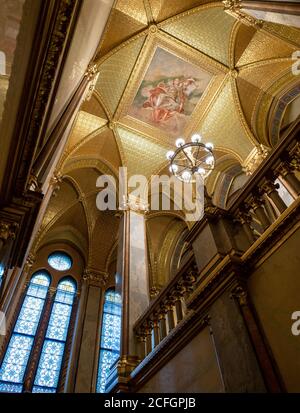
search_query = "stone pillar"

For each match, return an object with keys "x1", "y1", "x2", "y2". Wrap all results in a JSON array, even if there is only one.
[
  {"x1": 247, "y1": 196, "x2": 271, "y2": 232},
  {"x1": 64, "y1": 276, "x2": 89, "y2": 392},
  {"x1": 188, "y1": 206, "x2": 249, "y2": 275},
  {"x1": 261, "y1": 180, "x2": 287, "y2": 214},
  {"x1": 0, "y1": 220, "x2": 19, "y2": 297},
  {"x1": 209, "y1": 287, "x2": 267, "y2": 393},
  {"x1": 231, "y1": 284, "x2": 284, "y2": 392},
  {"x1": 276, "y1": 163, "x2": 300, "y2": 198},
  {"x1": 111, "y1": 199, "x2": 150, "y2": 389},
  {"x1": 158, "y1": 307, "x2": 167, "y2": 341},
  {"x1": 136, "y1": 331, "x2": 147, "y2": 360},
  {"x1": 151, "y1": 318, "x2": 160, "y2": 348},
  {"x1": 236, "y1": 210, "x2": 256, "y2": 244},
  {"x1": 74, "y1": 269, "x2": 107, "y2": 393}
]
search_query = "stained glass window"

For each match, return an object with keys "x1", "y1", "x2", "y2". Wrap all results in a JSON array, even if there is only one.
[
  {"x1": 0, "y1": 264, "x2": 4, "y2": 289},
  {"x1": 96, "y1": 288, "x2": 121, "y2": 393},
  {"x1": 0, "y1": 272, "x2": 51, "y2": 393},
  {"x1": 48, "y1": 252, "x2": 72, "y2": 272},
  {"x1": 32, "y1": 278, "x2": 76, "y2": 393}
]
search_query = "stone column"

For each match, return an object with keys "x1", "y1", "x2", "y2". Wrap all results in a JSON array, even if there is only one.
[
  {"x1": 58, "y1": 292, "x2": 80, "y2": 393},
  {"x1": 74, "y1": 269, "x2": 107, "y2": 393},
  {"x1": 247, "y1": 196, "x2": 271, "y2": 232},
  {"x1": 0, "y1": 220, "x2": 19, "y2": 298},
  {"x1": 236, "y1": 210, "x2": 256, "y2": 244},
  {"x1": 64, "y1": 275, "x2": 89, "y2": 393},
  {"x1": 111, "y1": 198, "x2": 150, "y2": 389},
  {"x1": 261, "y1": 180, "x2": 287, "y2": 214},
  {"x1": 276, "y1": 163, "x2": 300, "y2": 198},
  {"x1": 231, "y1": 284, "x2": 284, "y2": 392},
  {"x1": 158, "y1": 306, "x2": 167, "y2": 341},
  {"x1": 209, "y1": 287, "x2": 267, "y2": 393}
]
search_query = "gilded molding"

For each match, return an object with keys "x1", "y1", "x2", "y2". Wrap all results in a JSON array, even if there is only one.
[
  {"x1": 0, "y1": 221, "x2": 19, "y2": 242},
  {"x1": 16, "y1": 0, "x2": 78, "y2": 193},
  {"x1": 83, "y1": 267, "x2": 108, "y2": 287}
]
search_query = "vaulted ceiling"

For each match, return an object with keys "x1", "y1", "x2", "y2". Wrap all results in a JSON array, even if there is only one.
[{"x1": 35, "y1": 0, "x2": 300, "y2": 271}]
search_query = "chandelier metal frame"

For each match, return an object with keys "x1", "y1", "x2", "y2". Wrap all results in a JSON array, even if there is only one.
[{"x1": 166, "y1": 136, "x2": 215, "y2": 183}]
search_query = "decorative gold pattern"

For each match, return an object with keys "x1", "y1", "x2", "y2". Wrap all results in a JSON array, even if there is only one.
[
  {"x1": 242, "y1": 145, "x2": 270, "y2": 176},
  {"x1": 149, "y1": 0, "x2": 215, "y2": 23},
  {"x1": 116, "y1": 126, "x2": 169, "y2": 179},
  {"x1": 161, "y1": 6, "x2": 236, "y2": 66},
  {"x1": 95, "y1": 35, "x2": 146, "y2": 116},
  {"x1": 97, "y1": 1, "x2": 148, "y2": 57},
  {"x1": 196, "y1": 79, "x2": 254, "y2": 161},
  {"x1": 66, "y1": 111, "x2": 107, "y2": 152},
  {"x1": 237, "y1": 29, "x2": 298, "y2": 67}
]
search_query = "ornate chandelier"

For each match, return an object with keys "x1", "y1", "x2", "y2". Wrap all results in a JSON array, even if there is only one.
[{"x1": 166, "y1": 134, "x2": 215, "y2": 183}]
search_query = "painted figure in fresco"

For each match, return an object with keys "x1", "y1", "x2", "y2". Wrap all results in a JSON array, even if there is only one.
[{"x1": 142, "y1": 77, "x2": 198, "y2": 123}]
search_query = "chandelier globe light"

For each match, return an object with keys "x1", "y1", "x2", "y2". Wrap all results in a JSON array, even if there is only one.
[{"x1": 166, "y1": 133, "x2": 215, "y2": 183}]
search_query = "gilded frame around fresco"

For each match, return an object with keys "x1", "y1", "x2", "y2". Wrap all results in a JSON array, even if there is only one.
[{"x1": 114, "y1": 29, "x2": 228, "y2": 145}]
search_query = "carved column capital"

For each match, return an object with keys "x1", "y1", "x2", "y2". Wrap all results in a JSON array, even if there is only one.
[
  {"x1": 26, "y1": 172, "x2": 43, "y2": 193},
  {"x1": 242, "y1": 145, "x2": 270, "y2": 176},
  {"x1": 119, "y1": 195, "x2": 149, "y2": 214},
  {"x1": 182, "y1": 268, "x2": 197, "y2": 292},
  {"x1": 223, "y1": 0, "x2": 263, "y2": 28},
  {"x1": 50, "y1": 171, "x2": 63, "y2": 197},
  {"x1": 275, "y1": 161, "x2": 293, "y2": 177},
  {"x1": 235, "y1": 209, "x2": 252, "y2": 225},
  {"x1": 83, "y1": 267, "x2": 108, "y2": 287},
  {"x1": 231, "y1": 284, "x2": 248, "y2": 306},
  {"x1": 150, "y1": 285, "x2": 160, "y2": 299},
  {"x1": 223, "y1": 0, "x2": 241, "y2": 10},
  {"x1": 260, "y1": 179, "x2": 279, "y2": 196},
  {"x1": 289, "y1": 143, "x2": 300, "y2": 171},
  {"x1": 84, "y1": 63, "x2": 99, "y2": 101},
  {"x1": 246, "y1": 195, "x2": 264, "y2": 211}
]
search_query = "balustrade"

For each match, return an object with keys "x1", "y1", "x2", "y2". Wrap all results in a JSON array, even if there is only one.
[
  {"x1": 134, "y1": 123, "x2": 300, "y2": 364},
  {"x1": 134, "y1": 256, "x2": 197, "y2": 358}
]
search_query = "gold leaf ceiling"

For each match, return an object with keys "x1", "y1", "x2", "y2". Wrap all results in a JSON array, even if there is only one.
[
  {"x1": 36, "y1": 1, "x2": 300, "y2": 263},
  {"x1": 160, "y1": 5, "x2": 236, "y2": 66}
]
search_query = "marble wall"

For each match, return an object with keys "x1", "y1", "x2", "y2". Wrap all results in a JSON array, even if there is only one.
[
  {"x1": 138, "y1": 326, "x2": 224, "y2": 393},
  {"x1": 74, "y1": 284, "x2": 102, "y2": 392},
  {"x1": 248, "y1": 226, "x2": 300, "y2": 392}
]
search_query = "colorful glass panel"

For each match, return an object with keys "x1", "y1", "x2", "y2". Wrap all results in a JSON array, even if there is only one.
[
  {"x1": 96, "y1": 289, "x2": 121, "y2": 393},
  {"x1": 33, "y1": 278, "x2": 76, "y2": 393},
  {"x1": 48, "y1": 252, "x2": 72, "y2": 272},
  {"x1": 0, "y1": 272, "x2": 50, "y2": 392}
]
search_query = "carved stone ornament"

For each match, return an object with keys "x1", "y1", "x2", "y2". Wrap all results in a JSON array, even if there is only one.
[
  {"x1": 223, "y1": 0, "x2": 263, "y2": 28},
  {"x1": 231, "y1": 284, "x2": 248, "y2": 306},
  {"x1": 27, "y1": 172, "x2": 42, "y2": 193},
  {"x1": 84, "y1": 63, "x2": 99, "y2": 101},
  {"x1": 119, "y1": 195, "x2": 149, "y2": 213},
  {"x1": 223, "y1": 0, "x2": 241, "y2": 11},
  {"x1": 150, "y1": 285, "x2": 160, "y2": 299},
  {"x1": 0, "y1": 221, "x2": 19, "y2": 242},
  {"x1": 242, "y1": 145, "x2": 271, "y2": 176},
  {"x1": 83, "y1": 268, "x2": 108, "y2": 287},
  {"x1": 50, "y1": 171, "x2": 63, "y2": 197}
]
